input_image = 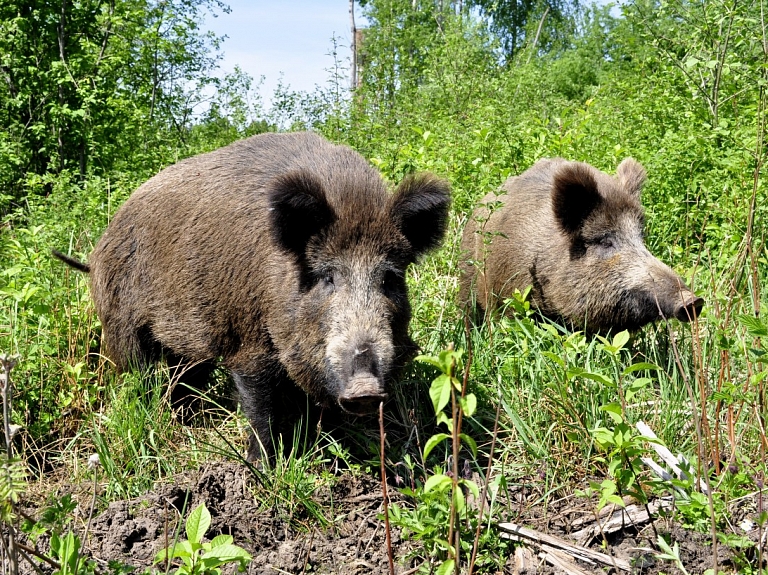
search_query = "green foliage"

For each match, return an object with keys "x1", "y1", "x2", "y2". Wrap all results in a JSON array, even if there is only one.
[
  {"x1": 654, "y1": 534, "x2": 691, "y2": 575},
  {"x1": 0, "y1": 456, "x2": 25, "y2": 524},
  {"x1": 155, "y1": 502, "x2": 251, "y2": 575},
  {"x1": 50, "y1": 531, "x2": 97, "y2": 575},
  {"x1": 0, "y1": 0, "x2": 269, "y2": 211},
  {"x1": 389, "y1": 347, "x2": 502, "y2": 572}
]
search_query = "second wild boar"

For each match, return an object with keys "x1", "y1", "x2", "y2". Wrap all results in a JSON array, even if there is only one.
[
  {"x1": 459, "y1": 157, "x2": 703, "y2": 332},
  {"x1": 54, "y1": 131, "x2": 451, "y2": 460}
]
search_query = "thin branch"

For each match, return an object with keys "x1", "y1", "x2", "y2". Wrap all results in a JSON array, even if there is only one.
[{"x1": 379, "y1": 402, "x2": 395, "y2": 575}]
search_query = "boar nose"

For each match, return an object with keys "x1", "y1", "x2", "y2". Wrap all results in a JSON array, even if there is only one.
[
  {"x1": 673, "y1": 294, "x2": 705, "y2": 323},
  {"x1": 338, "y1": 343, "x2": 387, "y2": 415}
]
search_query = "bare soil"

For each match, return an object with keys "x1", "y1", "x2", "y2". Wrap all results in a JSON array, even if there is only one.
[
  {"x1": 85, "y1": 462, "x2": 414, "y2": 574},
  {"x1": 16, "y1": 460, "x2": 762, "y2": 574}
]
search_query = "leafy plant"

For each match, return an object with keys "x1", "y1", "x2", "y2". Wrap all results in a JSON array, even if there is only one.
[
  {"x1": 388, "y1": 347, "x2": 496, "y2": 573},
  {"x1": 155, "y1": 502, "x2": 251, "y2": 575},
  {"x1": 49, "y1": 532, "x2": 97, "y2": 575}
]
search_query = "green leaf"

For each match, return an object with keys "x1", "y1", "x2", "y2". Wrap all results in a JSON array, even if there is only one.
[
  {"x1": 202, "y1": 543, "x2": 252, "y2": 563},
  {"x1": 459, "y1": 433, "x2": 478, "y2": 458},
  {"x1": 574, "y1": 370, "x2": 614, "y2": 387},
  {"x1": 424, "y1": 473, "x2": 452, "y2": 493},
  {"x1": 591, "y1": 426, "x2": 615, "y2": 447},
  {"x1": 415, "y1": 354, "x2": 443, "y2": 371},
  {"x1": 436, "y1": 559, "x2": 455, "y2": 575},
  {"x1": 423, "y1": 433, "x2": 450, "y2": 460},
  {"x1": 460, "y1": 393, "x2": 477, "y2": 417},
  {"x1": 542, "y1": 351, "x2": 565, "y2": 367},
  {"x1": 612, "y1": 330, "x2": 630, "y2": 350},
  {"x1": 453, "y1": 485, "x2": 466, "y2": 515},
  {"x1": 210, "y1": 534, "x2": 233, "y2": 548},
  {"x1": 626, "y1": 377, "x2": 652, "y2": 402},
  {"x1": 600, "y1": 403, "x2": 624, "y2": 424},
  {"x1": 186, "y1": 502, "x2": 211, "y2": 545},
  {"x1": 622, "y1": 362, "x2": 660, "y2": 375},
  {"x1": 738, "y1": 314, "x2": 768, "y2": 337},
  {"x1": 602, "y1": 493, "x2": 625, "y2": 508},
  {"x1": 430, "y1": 374, "x2": 453, "y2": 414},
  {"x1": 436, "y1": 411, "x2": 453, "y2": 431},
  {"x1": 155, "y1": 540, "x2": 193, "y2": 563},
  {"x1": 438, "y1": 348, "x2": 463, "y2": 374}
]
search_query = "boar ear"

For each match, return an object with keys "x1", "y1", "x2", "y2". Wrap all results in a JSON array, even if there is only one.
[
  {"x1": 552, "y1": 164, "x2": 602, "y2": 235},
  {"x1": 616, "y1": 157, "x2": 646, "y2": 198},
  {"x1": 390, "y1": 173, "x2": 451, "y2": 257},
  {"x1": 268, "y1": 170, "x2": 336, "y2": 256}
]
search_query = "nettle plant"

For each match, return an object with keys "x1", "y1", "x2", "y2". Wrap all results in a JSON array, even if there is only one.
[
  {"x1": 389, "y1": 347, "x2": 488, "y2": 574},
  {"x1": 582, "y1": 331, "x2": 660, "y2": 510}
]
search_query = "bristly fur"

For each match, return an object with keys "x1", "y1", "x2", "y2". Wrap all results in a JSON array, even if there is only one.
[
  {"x1": 268, "y1": 169, "x2": 337, "y2": 258},
  {"x1": 460, "y1": 157, "x2": 703, "y2": 333},
  {"x1": 388, "y1": 173, "x2": 451, "y2": 256},
  {"x1": 69, "y1": 131, "x2": 451, "y2": 462},
  {"x1": 615, "y1": 157, "x2": 647, "y2": 197}
]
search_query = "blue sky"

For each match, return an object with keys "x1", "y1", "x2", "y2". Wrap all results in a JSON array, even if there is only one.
[{"x1": 205, "y1": 1, "x2": 362, "y2": 105}]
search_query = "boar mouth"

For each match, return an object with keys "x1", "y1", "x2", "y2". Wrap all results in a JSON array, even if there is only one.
[{"x1": 338, "y1": 373, "x2": 388, "y2": 415}]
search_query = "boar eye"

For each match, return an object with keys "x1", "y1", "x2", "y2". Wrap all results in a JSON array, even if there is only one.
[
  {"x1": 321, "y1": 272, "x2": 335, "y2": 290},
  {"x1": 589, "y1": 234, "x2": 615, "y2": 250},
  {"x1": 599, "y1": 235, "x2": 615, "y2": 249},
  {"x1": 381, "y1": 270, "x2": 404, "y2": 298}
]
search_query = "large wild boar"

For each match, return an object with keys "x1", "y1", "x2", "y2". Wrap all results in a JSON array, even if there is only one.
[
  {"x1": 459, "y1": 157, "x2": 703, "y2": 332},
  {"x1": 54, "y1": 131, "x2": 451, "y2": 460}
]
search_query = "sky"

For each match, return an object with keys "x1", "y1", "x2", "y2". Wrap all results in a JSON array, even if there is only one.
[{"x1": 204, "y1": 1, "x2": 362, "y2": 106}]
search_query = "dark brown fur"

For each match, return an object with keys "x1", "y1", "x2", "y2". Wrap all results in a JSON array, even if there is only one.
[
  {"x1": 459, "y1": 157, "x2": 703, "y2": 332},
  {"x1": 55, "y1": 132, "x2": 451, "y2": 460}
]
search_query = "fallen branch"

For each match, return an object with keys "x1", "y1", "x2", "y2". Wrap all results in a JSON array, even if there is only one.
[
  {"x1": 637, "y1": 421, "x2": 709, "y2": 494},
  {"x1": 570, "y1": 498, "x2": 674, "y2": 545},
  {"x1": 540, "y1": 548, "x2": 594, "y2": 575},
  {"x1": 498, "y1": 522, "x2": 631, "y2": 572},
  {"x1": 379, "y1": 402, "x2": 395, "y2": 575}
]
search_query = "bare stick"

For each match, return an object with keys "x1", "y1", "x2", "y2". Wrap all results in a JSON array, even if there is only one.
[
  {"x1": 526, "y1": 7, "x2": 550, "y2": 65},
  {"x1": 498, "y1": 523, "x2": 631, "y2": 571},
  {"x1": 1, "y1": 355, "x2": 19, "y2": 575},
  {"x1": 349, "y1": 0, "x2": 357, "y2": 90},
  {"x1": 379, "y1": 402, "x2": 395, "y2": 575},
  {"x1": 664, "y1": 321, "x2": 718, "y2": 573},
  {"x1": 447, "y1": 350, "x2": 460, "y2": 573},
  {"x1": 12, "y1": 542, "x2": 60, "y2": 571},
  {"x1": 468, "y1": 396, "x2": 501, "y2": 574}
]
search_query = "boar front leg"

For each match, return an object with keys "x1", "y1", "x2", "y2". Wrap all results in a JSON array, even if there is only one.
[{"x1": 231, "y1": 368, "x2": 281, "y2": 463}]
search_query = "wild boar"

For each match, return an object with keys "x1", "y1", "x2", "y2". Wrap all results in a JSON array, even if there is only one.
[
  {"x1": 54, "y1": 131, "x2": 451, "y2": 460},
  {"x1": 459, "y1": 157, "x2": 703, "y2": 332}
]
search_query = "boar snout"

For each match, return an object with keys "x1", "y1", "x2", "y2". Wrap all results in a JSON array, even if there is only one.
[
  {"x1": 337, "y1": 342, "x2": 388, "y2": 415},
  {"x1": 672, "y1": 292, "x2": 705, "y2": 323},
  {"x1": 338, "y1": 377, "x2": 388, "y2": 415}
]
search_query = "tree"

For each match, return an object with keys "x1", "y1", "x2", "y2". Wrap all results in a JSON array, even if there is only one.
[
  {"x1": 466, "y1": 0, "x2": 580, "y2": 60},
  {"x1": 0, "y1": 0, "x2": 230, "y2": 211}
]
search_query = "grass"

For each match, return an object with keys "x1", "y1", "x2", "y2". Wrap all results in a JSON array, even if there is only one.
[{"x1": 2, "y1": 174, "x2": 767, "y2": 571}]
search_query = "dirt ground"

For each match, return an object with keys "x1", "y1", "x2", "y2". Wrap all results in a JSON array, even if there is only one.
[{"x1": 16, "y1": 459, "x2": 761, "y2": 574}]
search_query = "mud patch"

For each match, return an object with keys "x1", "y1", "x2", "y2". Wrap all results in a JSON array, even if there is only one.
[
  {"x1": 87, "y1": 462, "x2": 415, "y2": 574},
  {"x1": 15, "y1": 461, "x2": 761, "y2": 574}
]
